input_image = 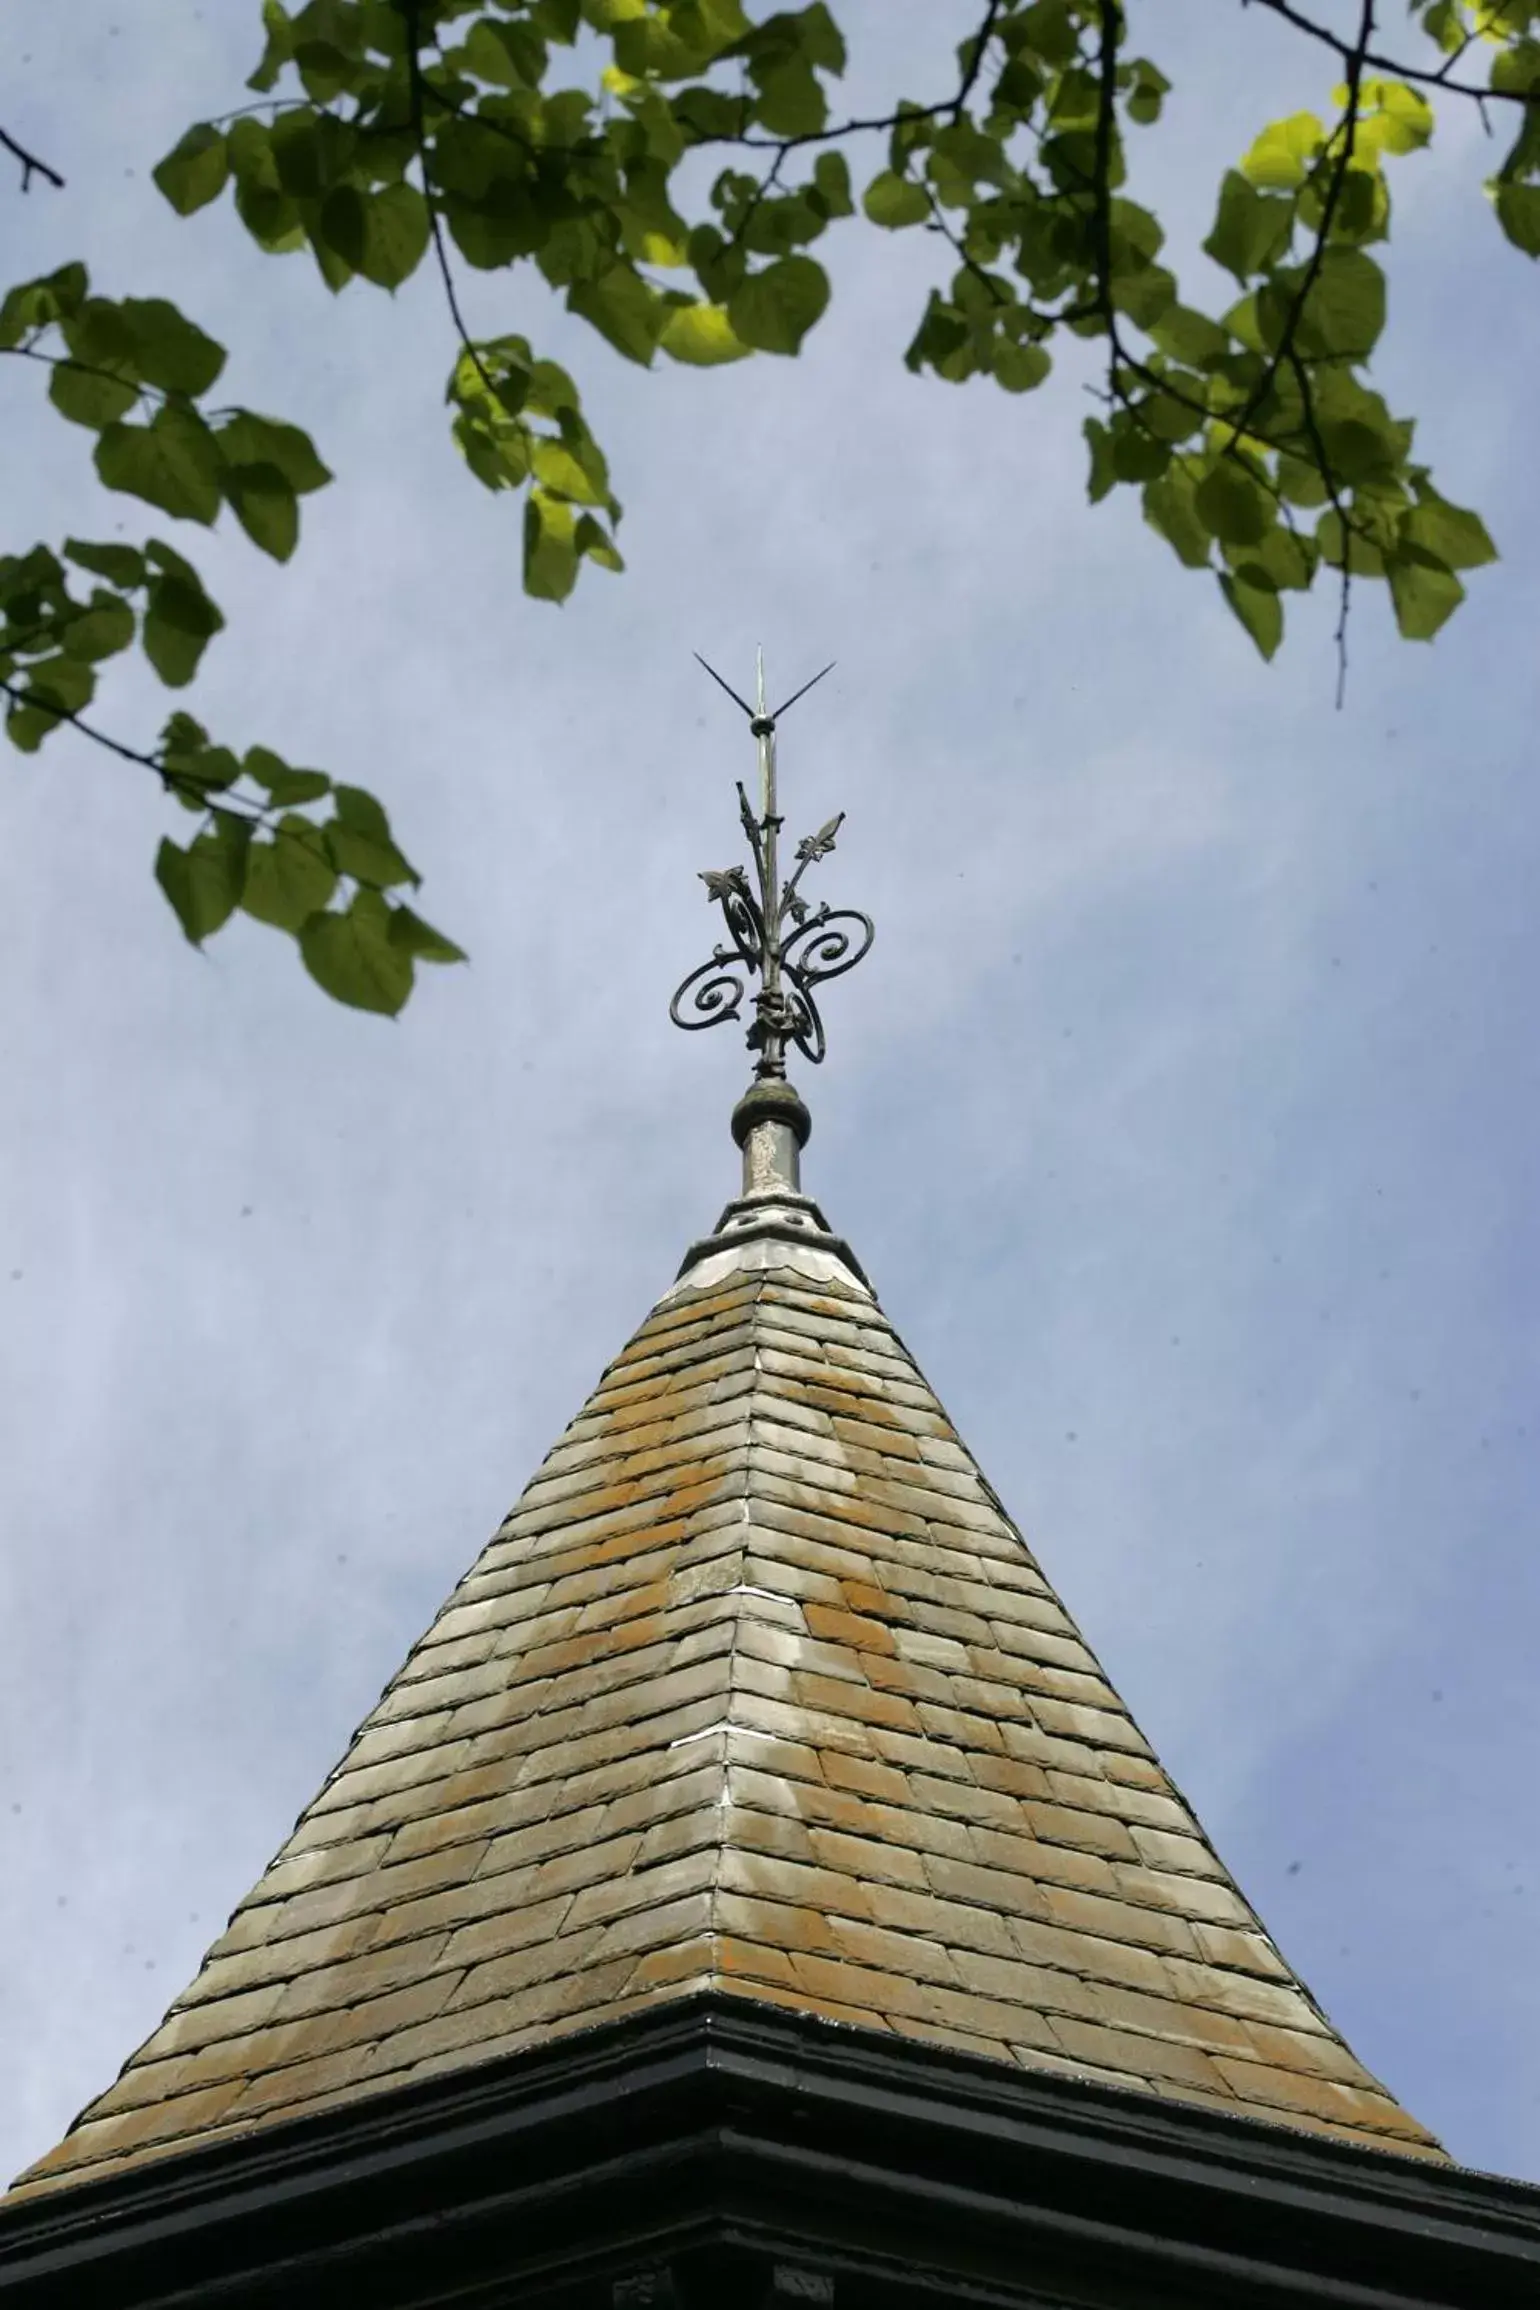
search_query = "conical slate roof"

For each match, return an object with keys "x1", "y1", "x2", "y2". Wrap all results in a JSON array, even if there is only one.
[{"x1": 13, "y1": 1216, "x2": 1442, "y2": 2202}]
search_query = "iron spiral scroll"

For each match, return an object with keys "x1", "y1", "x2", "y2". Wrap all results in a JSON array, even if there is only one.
[{"x1": 669, "y1": 653, "x2": 874, "y2": 1081}]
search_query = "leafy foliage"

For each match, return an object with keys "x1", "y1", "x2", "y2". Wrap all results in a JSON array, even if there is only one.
[
  {"x1": 0, "y1": 259, "x2": 456, "y2": 1009},
  {"x1": 151, "y1": 715, "x2": 463, "y2": 1014},
  {"x1": 5, "y1": 0, "x2": 1538, "y2": 1007},
  {"x1": 150, "y1": 0, "x2": 1525, "y2": 678}
]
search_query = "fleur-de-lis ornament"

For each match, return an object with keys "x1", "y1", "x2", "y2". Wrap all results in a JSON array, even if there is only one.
[{"x1": 669, "y1": 652, "x2": 874, "y2": 1075}]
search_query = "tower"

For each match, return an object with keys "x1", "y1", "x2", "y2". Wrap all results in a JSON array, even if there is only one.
[{"x1": 2, "y1": 667, "x2": 1535, "y2": 2307}]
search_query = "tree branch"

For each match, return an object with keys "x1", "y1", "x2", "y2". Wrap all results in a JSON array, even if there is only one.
[
  {"x1": 955, "y1": 0, "x2": 1008, "y2": 114},
  {"x1": 1226, "y1": 0, "x2": 1373, "y2": 454},
  {"x1": 0, "y1": 674, "x2": 267, "y2": 817},
  {"x1": 686, "y1": 0, "x2": 1007, "y2": 154},
  {"x1": 0, "y1": 340, "x2": 163, "y2": 409},
  {"x1": 1, "y1": 124, "x2": 64, "y2": 192},
  {"x1": 1243, "y1": 0, "x2": 1537, "y2": 104},
  {"x1": 403, "y1": 3, "x2": 504, "y2": 407},
  {"x1": 1283, "y1": 349, "x2": 1352, "y2": 706}
]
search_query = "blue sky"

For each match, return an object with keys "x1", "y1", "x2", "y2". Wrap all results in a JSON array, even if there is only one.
[{"x1": 2, "y1": 2, "x2": 1536, "y2": 2182}]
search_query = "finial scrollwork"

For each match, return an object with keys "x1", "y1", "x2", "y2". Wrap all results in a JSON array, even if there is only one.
[{"x1": 669, "y1": 666, "x2": 873, "y2": 1078}]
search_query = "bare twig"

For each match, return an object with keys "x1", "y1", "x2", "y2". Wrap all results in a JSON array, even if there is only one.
[
  {"x1": 1, "y1": 124, "x2": 64, "y2": 192},
  {"x1": 727, "y1": 145, "x2": 788, "y2": 257},
  {"x1": 1286, "y1": 348, "x2": 1352, "y2": 706}
]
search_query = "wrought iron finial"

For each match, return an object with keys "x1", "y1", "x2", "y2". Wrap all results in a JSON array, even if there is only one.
[{"x1": 669, "y1": 651, "x2": 873, "y2": 1079}]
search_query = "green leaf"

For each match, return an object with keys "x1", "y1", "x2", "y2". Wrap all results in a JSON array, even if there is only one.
[
  {"x1": 1194, "y1": 460, "x2": 1270, "y2": 546},
  {"x1": 64, "y1": 538, "x2": 146, "y2": 587},
  {"x1": 524, "y1": 491, "x2": 579, "y2": 602},
  {"x1": 658, "y1": 301, "x2": 752, "y2": 364},
  {"x1": 863, "y1": 170, "x2": 929, "y2": 229},
  {"x1": 1126, "y1": 59, "x2": 1171, "y2": 126},
  {"x1": 155, "y1": 815, "x2": 250, "y2": 944},
  {"x1": 813, "y1": 151, "x2": 853, "y2": 218},
  {"x1": 332, "y1": 784, "x2": 392, "y2": 840},
  {"x1": 1330, "y1": 166, "x2": 1390, "y2": 245},
  {"x1": 1402, "y1": 492, "x2": 1497, "y2": 571},
  {"x1": 160, "y1": 738, "x2": 240, "y2": 800},
  {"x1": 96, "y1": 407, "x2": 222, "y2": 525},
  {"x1": 1298, "y1": 247, "x2": 1385, "y2": 360},
  {"x1": 994, "y1": 341, "x2": 1052, "y2": 393},
  {"x1": 48, "y1": 360, "x2": 138, "y2": 430},
  {"x1": 1149, "y1": 304, "x2": 1231, "y2": 368},
  {"x1": 1493, "y1": 180, "x2": 1540, "y2": 257},
  {"x1": 1276, "y1": 453, "x2": 1329, "y2": 508},
  {"x1": 1204, "y1": 171, "x2": 1294, "y2": 281},
  {"x1": 1385, "y1": 545, "x2": 1464, "y2": 640},
  {"x1": 5, "y1": 697, "x2": 58, "y2": 752},
  {"x1": 1219, "y1": 570, "x2": 1283, "y2": 658},
  {"x1": 243, "y1": 744, "x2": 331, "y2": 805},
  {"x1": 144, "y1": 535, "x2": 206, "y2": 589},
  {"x1": 159, "y1": 708, "x2": 209, "y2": 759},
  {"x1": 240, "y1": 815, "x2": 338, "y2": 930},
  {"x1": 750, "y1": 57, "x2": 828, "y2": 138},
  {"x1": 1109, "y1": 420, "x2": 1171, "y2": 484},
  {"x1": 324, "y1": 807, "x2": 418, "y2": 888},
  {"x1": 292, "y1": 24, "x2": 365, "y2": 105},
  {"x1": 268, "y1": 110, "x2": 327, "y2": 199},
  {"x1": 1143, "y1": 470, "x2": 1212, "y2": 569},
  {"x1": 1316, "y1": 509, "x2": 1385, "y2": 578},
  {"x1": 1084, "y1": 415, "x2": 1117, "y2": 503},
  {"x1": 319, "y1": 182, "x2": 368, "y2": 269},
  {"x1": 388, "y1": 904, "x2": 466, "y2": 964},
  {"x1": 65, "y1": 592, "x2": 136, "y2": 661},
  {"x1": 568, "y1": 264, "x2": 666, "y2": 365},
  {"x1": 1241, "y1": 112, "x2": 1325, "y2": 192},
  {"x1": 143, "y1": 568, "x2": 224, "y2": 686},
  {"x1": 575, "y1": 512, "x2": 624, "y2": 573},
  {"x1": 228, "y1": 118, "x2": 305, "y2": 252},
  {"x1": 223, "y1": 462, "x2": 300, "y2": 561},
  {"x1": 300, "y1": 889, "x2": 414, "y2": 1015},
  {"x1": 307, "y1": 225, "x2": 357, "y2": 295},
  {"x1": 727, "y1": 255, "x2": 829, "y2": 354},
  {"x1": 0, "y1": 262, "x2": 88, "y2": 347},
  {"x1": 62, "y1": 296, "x2": 139, "y2": 371},
  {"x1": 15, "y1": 655, "x2": 94, "y2": 721},
  {"x1": 215, "y1": 411, "x2": 331, "y2": 494},
  {"x1": 528, "y1": 438, "x2": 605, "y2": 506},
  {"x1": 1109, "y1": 257, "x2": 1175, "y2": 329},
  {"x1": 118, "y1": 298, "x2": 227, "y2": 394},
  {"x1": 1490, "y1": 41, "x2": 1540, "y2": 100},
  {"x1": 461, "y1": 15, "x2": 548, "y2": 87},
  {"x1": 357, "y1": 185, "x2": 431, "y2": 290},
  {"x1": 1138, "y1": 388, "x2": 1203, "y2": 443},
  {"x1": 1362, "y1": 77, "x2": 1433, "y2": 155},
  {"x1": 1234, "y1": 525, "x2": 1318, "y2": 592},
  {"x1": 246, "y1": 0, "x2": 293, "y2": 91}
]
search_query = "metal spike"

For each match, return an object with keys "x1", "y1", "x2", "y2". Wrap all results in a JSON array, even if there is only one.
[
  {"x1": 693, "y1": 652, "x2": 755, "y2": 719},
  {"x1": 771, "y1": 660, "x2": 836, "y2": 722}
]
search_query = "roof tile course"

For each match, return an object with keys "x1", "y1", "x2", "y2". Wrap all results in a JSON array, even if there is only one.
[{"x1": 11, "y1": 1255, "x2": 1445, "y2": 2201}]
